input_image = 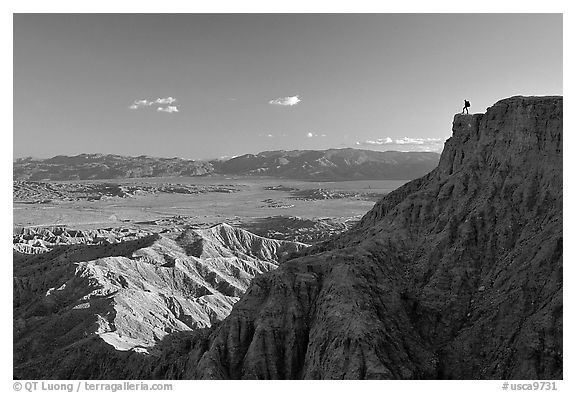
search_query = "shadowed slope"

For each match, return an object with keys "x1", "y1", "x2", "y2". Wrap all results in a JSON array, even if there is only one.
[{"x1": 13, "y1": 225, "x2": 307, "y2": 378}]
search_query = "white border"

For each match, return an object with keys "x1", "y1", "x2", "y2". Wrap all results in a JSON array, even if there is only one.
[{"x1": 3, "y1": 2, "x2": 572, "y2": 391}]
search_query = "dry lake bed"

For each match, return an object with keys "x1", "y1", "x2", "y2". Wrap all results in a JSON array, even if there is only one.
[{"x1": 14, "y1": 176, "x2": 407, "y2": 243}]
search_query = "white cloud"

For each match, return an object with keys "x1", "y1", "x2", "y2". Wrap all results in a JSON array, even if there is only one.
[
  {"x1": 269, "y1": 95, "x2": 302, "y2": 106},
  {"x1": 394, "y1": 137, "x2": 442, "y2": 145},
  {"x1": 355, "y1": 137, "x2": 445, "y2": 152},
  {"x1": 157, "y1": 106, "x2": 179, "y2": 114},
  {"x1": 130, "y1": 97, "x2": 178, "y2": 111},
  {"x1": 155, "y1": 97, "x2": 177, "y2": 105},
  {"x1": 258, "y1": 132, "x2": 290, "y2": 138},
  {"x1": 355, "y1": 137, "x2": 394, "y2": 145},
  {"x1": 129, "y1": 99, "x2": 154, "y2": 109},
  {"x1": 306, "y1": 132, "x2": 326, "y2": 138}
]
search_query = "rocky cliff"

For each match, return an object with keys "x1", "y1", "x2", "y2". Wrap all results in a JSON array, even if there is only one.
[{"x1": 13, "y1": 96, "x2": 562, "y2": 380}]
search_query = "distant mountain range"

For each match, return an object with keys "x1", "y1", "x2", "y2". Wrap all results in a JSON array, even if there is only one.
[
  {"x1": 13, "y1": 148, "x2": 440, "y2": 181},
  {"x1": 213, "y1": 149, "x2": 440, "y2": 180},
  {"x1": 13, "y1": 154, "x2": 215, "y2": 181}
]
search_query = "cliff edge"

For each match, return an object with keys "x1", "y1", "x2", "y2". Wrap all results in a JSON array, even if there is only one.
[{"x1": 183, "y1": 96, "x2": 562, "y2": 380}]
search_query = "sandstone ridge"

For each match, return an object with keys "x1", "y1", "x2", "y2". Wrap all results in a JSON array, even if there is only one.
[{"x1": 14, "y1": 224, "x2": 307, "y2": 378}]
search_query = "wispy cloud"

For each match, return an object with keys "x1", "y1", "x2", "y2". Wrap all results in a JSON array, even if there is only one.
[
  {"x1": 155, "y1": 97, "x2": 177, "y2": 105},
  {"x1": 307, "y1": 132, "x2": 327, "y2": 138},
  {"x1": 394, "y1": 137, "x2": 441, "y2": 145},
  {"x1": 258, "y1": 132, "x2": 289, "y2": 138},
  {"x1": 355, "y1": 137, "x2": 445, "y2": 152},
  {"x1": 129, "y1": 99, "x2": 154, "y2": 109},
  {"x1": 157, "y1": 106, "x2": 179, "y2": 114},
  {"x1": 358, "y1": 137, "x2": 394, "y2": 145},
  {"x1": 269, "y1": 95, "x2": 302, "y2": 106},
  {"x1": 129, "y1": 97, "x2": 179, "y2": 113}
]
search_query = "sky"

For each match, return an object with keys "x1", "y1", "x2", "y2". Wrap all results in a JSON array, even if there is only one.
[{"x1": 13, "y1": 13, "x2": 562, "y2": 159}]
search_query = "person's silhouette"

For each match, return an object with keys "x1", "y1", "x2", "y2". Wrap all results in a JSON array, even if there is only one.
[{"x1": 462, "y1": 99, "x2": 470, "y2": 114}]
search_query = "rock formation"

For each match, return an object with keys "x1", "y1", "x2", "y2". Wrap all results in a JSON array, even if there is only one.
[
  {"x1": 13, "y1": 224, "x2": 307, "y2": 378},
  {"x1": 13, "y1": 226, "x2": 152, "y2": 253}
]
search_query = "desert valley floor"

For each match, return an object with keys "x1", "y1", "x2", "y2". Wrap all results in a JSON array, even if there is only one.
[
  {"x1": 14, "y1": 176, "x2": 406, "y2": 242},
  {"x1": 13, "y1": 176, "x2": 410, "y2": 378}
]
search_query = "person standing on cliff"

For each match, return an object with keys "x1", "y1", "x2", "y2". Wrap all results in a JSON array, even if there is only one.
[{"x1": 462, "y1": 99, "x2": 471, "y2": 114}]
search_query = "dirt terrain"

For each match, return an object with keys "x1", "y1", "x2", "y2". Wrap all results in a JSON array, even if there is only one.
[
  {"x1": 242, "y1": 215, "x2": 359, "y2": 243},
  {"x1": 14, "y1": 178, "x2": 405, "y2": 242},
  {"x1": 14, "y1": 181, "x2": 241, "y2": 203}
]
